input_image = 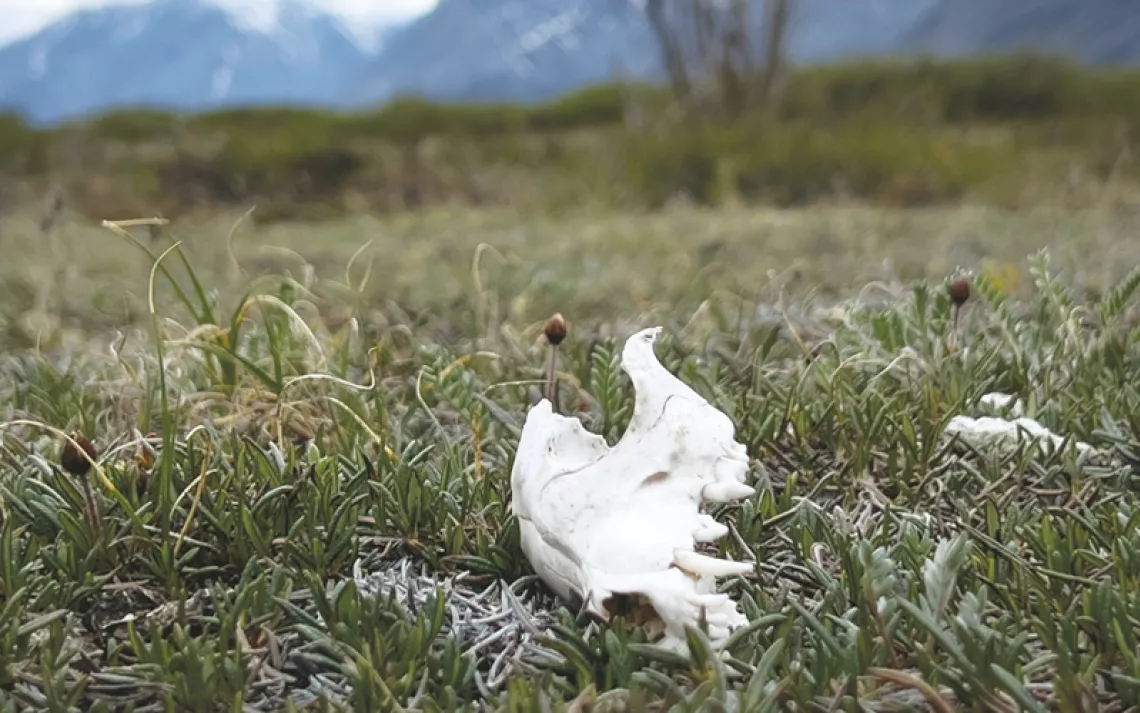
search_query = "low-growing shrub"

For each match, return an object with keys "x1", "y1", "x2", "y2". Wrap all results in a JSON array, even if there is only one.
[
  {"x1": 625, "y1": 118, "x2": 1019, "y2": 208},
  {"x1": 8, "y1": 54, "x2": 1140, "y2": 220}
]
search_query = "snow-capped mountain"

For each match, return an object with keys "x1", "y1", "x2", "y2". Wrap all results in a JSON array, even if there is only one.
[
  {"x1": 354, "y1": 0, "x2": 660, "y2": 105},
  {"x1": 5, "y1": 0, "x2": 1136, "y2": 126},
  {"x1": 0, "y1": 0, "x2": 396, "y2": 124},
  {"x1": 355, "y1": 0, "x2": 941, "y2": 105},
  {"x1": 0, "y1": 0, "x2": 946, "y2": 123}
]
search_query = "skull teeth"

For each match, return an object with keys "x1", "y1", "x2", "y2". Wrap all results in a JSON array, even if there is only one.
[
  {"x1": 692, "y1": 515, "x2": 729, "y2": 542},
  {"x1": 673, "y1": 549, "x2": 753, "y2": 577},
  {"x1": 703, "y1": 481, "x2": 755, "y2": 502}
]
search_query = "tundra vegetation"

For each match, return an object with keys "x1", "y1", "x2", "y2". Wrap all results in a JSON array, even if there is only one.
[
  {"x1": 3, "y1": 54, "x2": 1140, "y2": 221},
  {"x1": 2, "y1": 52, "x2": 1140, "y2": 712}
]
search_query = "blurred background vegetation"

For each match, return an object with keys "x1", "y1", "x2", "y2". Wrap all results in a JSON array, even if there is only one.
[{"x1": 3, "y1": 53, "x2": 1140, "y2": 225}]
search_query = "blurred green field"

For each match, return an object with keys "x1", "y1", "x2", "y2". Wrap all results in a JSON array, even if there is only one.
[
  {"x1": 1, "y1": 199, "x2": 1140, "y2": 710},
  {"x1": 6, "y1": 55, "x2": 1140, "y2": 223},
  {"x1": 3, "y1": 202, "x2": 1139, "y2": 351}
]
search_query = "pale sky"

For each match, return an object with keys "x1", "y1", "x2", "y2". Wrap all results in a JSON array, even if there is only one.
[{"x1": 0, "y1": 0, "x2": 438, "y2": 44}]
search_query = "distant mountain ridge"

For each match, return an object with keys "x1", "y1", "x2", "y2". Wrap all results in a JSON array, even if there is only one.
[
  {"x1": 903, "y1": 0, "x2": 1140, "y2": 66},
  {"x1": 1, "y1": 0, "x2": 1139, "y2": 126},
  {"x1": 0, "y1": 0, "x2": 392, "y2": 124},
  {"x1": 351, "y1": 0, "x2": 942, "y2": 105}
]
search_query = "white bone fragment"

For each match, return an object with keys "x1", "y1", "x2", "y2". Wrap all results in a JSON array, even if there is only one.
[
  {"x1": 511, "y1": 326, "x2": 754, "y2": 652},
  {"x1": 945, "y1": 414, "x2": 1093, "y2": 457},
  {"x1": 977, "y1": 392, "x2": 1023, "y2": 417}
]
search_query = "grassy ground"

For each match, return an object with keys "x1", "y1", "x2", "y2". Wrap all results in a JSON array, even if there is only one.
[
  {"x1": 1, "y1": 204, "x2": 1140, "y2": 711},
  {"x1": 4, "y1": 202, "x2": 1140, "y2": 346}
]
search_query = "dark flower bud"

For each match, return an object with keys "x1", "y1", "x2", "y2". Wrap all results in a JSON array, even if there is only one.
[
  {"x1": 544, "y1": 313, "x2": 568, "y2": 346},
  {"x1": 949, "y1": 278, "x2": 971, "y2": 307},
  {"x1": 61, "y1": 432, "x2": 97, "y2": 477}
]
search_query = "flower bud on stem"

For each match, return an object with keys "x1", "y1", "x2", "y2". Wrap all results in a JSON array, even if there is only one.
[
  {"x1": 61, "y1": 431, "x2": 102, "y2": 540},
  {"x1": 544, "y1": 313, "x2": 567, "y2": 412}
]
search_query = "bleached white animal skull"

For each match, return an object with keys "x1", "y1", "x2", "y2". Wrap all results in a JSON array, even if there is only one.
[{"x1": 510, "y1": 326, "x2": 755, "y2": 651}]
